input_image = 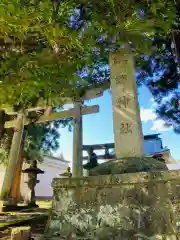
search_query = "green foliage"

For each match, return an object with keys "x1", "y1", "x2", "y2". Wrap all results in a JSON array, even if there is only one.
[
  {"x1": 136, "y1": 33, "x2": 180, "y2": 133},
  {"x1": 0, "y1": 133, "x2": 11, "y2": 166},
  {"x1": 0, "y1": 0, "x2": 89, "y2": 109},
  {"x1": 0, "y1": 117, "x2": 73, "y2": 166},
  {"x1": 24, "y1": 118, "x2": 72, "y2": 163},
  {"x1": 0, "y1": 0, "x2": 177, "y2": 109},
  {"x1": 135, "y1": 234, "x2": 164, "y2": 240},
  {"x1": 0, "y1": 0, "x2": 177, "y2": 158}
]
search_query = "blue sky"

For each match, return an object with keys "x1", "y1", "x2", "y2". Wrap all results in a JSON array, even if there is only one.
[{"x1": 55, "y1": 85, "x2": 180, "y2": 163}]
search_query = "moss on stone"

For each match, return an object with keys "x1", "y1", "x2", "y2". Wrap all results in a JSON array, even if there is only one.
[{"x1": 89, "y1": 157, "x2": 168, "y2": 176}]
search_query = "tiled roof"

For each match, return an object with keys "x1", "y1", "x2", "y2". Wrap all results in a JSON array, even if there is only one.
[{"x1": 43, "y1": 155, "x2": 69, "y2": 163}]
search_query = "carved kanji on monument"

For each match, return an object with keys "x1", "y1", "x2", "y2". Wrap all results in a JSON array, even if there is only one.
[
  {"x1": 116, "y1": 96, "x2": 133, "y2": 109},
  {"x1": 114, "y1": 75, "x2": 127, "y2": 85},
  {"x1": 120, "y1": 123, "x2": 133, "y2": 135}
]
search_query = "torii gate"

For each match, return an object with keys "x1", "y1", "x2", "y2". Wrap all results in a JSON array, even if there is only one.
[
  {"x1": 1, "y1": 48, "x2": 145, "y2": 206},
  {"x1": 0, "y1": 84, "x2": 109, "y2": 205}
]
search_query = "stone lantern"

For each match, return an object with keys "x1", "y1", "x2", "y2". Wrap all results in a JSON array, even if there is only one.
[{"x1": 22, "y1": 160, "x2": 44, "y2": 207}]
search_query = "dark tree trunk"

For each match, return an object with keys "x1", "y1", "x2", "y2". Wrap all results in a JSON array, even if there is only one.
[
  {"x1": 6, "y1": 128, "x2": 14, "y2": 152},
  {"x1": 0, "y1": 110, "x2": 5, "y2": 140},
  {"x1": 172, "y1": 30, "x2": 180, "y2": 64}
]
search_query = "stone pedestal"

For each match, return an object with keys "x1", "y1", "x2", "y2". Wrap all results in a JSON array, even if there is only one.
[
  {"x1": 44, "y1": 171, "x2": 180, "y2": 240},
  {"x1": 109, "y1": 48, "x2": 144, "y2": 158}
]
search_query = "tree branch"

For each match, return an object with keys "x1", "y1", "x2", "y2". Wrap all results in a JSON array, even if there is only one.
[{"x1": 52, "y1": 0, "x2": 61, "y2": 24}]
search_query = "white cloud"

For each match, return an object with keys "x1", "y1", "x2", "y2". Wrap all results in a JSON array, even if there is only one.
[
  {"x1": 151, "y1": 119, "x2": 170, "y2": 132},
  {"x1": 150, "y1": 98, "x2": 157, "y2": 108},
  {"x1": 140, "y1": 107, "x2": 171, "y2": 132},
  {"x1": 140, "y1": 108, "x2": 156, "y2": 122}
]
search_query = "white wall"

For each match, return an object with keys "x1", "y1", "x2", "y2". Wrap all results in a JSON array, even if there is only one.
[
  {"x1": 35, "y1": 157, "x2": 69, "y2": 198},
  {"x1": 0, "y1": 156, "x2": 69, "y2": 200},
  {"x1": 167, "y1": 163, "x2": 180, "y2": 170}
]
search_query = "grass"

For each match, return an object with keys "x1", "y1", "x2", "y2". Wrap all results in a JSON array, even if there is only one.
[
  {"x1": 0, "y1": 213, "x2": 48, "y2": 230},
  {"x1": 0, "y1": 216, "x2": 34, "y2": 228},
  {"x1": 0, "y1": 200, "x2": 52, "y2": 214},
  {"x1": 11, "y1": 226, "x2": 31, "y2": 234},
  {"x1": 0, "y1": 200, "x2": 52, "y2": 229},
  {"x1": 36, "y1": 200, "x2": 52, "y2": 209}
]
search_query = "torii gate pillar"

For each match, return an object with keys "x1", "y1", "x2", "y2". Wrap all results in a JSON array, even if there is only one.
[
  {"x1": 72, "y1": 102, "x2": 83, "y2": 177},
  {"x1": 1, "y1": 112, "x2": 24, "y2": 205}
]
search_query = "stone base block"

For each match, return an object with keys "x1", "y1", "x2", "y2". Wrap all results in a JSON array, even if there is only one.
[{"x1": 44, "y1": 170, "x2": 180, "y2": 240}]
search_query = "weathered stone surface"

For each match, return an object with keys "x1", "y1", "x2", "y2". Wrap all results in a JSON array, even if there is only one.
[
  {"x1": 110, "y1": 50, "x2": 144, "y2": 158},
  {"x1": 89, "y1": 157, "x2": 168, "y2": 176},
  {"x1": 44, "y1": 170, "x2": 180, "y2": 240}
]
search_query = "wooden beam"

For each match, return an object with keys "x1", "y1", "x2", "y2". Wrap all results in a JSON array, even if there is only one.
[
  {"x1": 5, "y1": 105, "x2": 99, "y2": 128},
  {"x1": 83, "y1": 135, "x2": 160, "y2": 151},
  {"x1": 83, "y1": 143, "x2": 114, "y2": 151},
  {"x1": 83, "y1": 151, "x2": 172, "y2": 161},
  {"x1": 82, "y1": 81, "x2": 110, "y2": 100},
  {"x1": 83, "y1": 155, "x2": 115, "y2": 161},
  {"x1": 1, "y1": 82, "x2": 109, "y2": 115}
]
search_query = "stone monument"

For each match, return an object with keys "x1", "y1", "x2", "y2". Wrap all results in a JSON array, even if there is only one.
[
  {"x1": 83, "y1": 48, "x2": 168, "y2": 175},
  {"x1": 109, "y1": 47, "x2": 144, "y2": 158},
  {"x1": 44, "y1": 48, "x2": 176, "y2": 239}
]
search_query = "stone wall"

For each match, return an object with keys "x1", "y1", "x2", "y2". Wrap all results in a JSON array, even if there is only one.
[{"x1": 44, "y1": 170, "x2": 180, "y2": 240}]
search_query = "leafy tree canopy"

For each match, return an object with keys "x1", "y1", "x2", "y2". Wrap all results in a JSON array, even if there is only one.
[
  {"x1": 133, "y1": 1, "x2": 180, "y2": 132},
  {"x1": 0, "y1": 117, "x2": 73, "y2": 165},
  {"x1": 23, "y1": 117, "x2": 72, "y2": 163},
  {"x1": 136, "y1": 33, "x2": 180, "y2": 133},
  {"x1": 0, "y1": 0, "x2": 178, "y2": 138},
  {"x1": 0, "y1": 0, "x2": 176, "y2": 110}
]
